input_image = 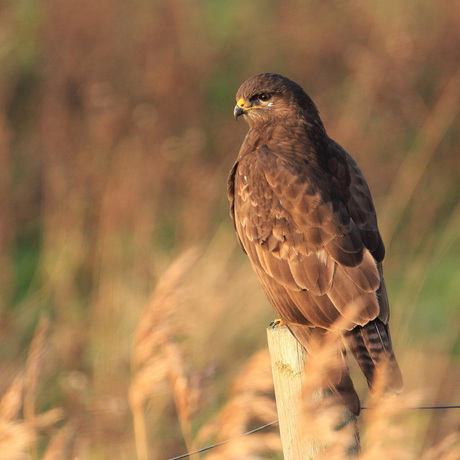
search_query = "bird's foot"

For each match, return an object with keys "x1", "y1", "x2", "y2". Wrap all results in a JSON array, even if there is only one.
[{"x1": 269, "y1": 319, "x2": 285, "y2": 328}]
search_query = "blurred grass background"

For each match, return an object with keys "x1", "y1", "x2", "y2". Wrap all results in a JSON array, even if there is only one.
[{"x1": 1, "y1": 0, "x2": 459, "y2": 458}]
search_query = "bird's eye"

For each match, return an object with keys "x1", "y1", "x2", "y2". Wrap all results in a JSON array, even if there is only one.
[{"x1": 258, "y1": 93, "x2": 271, "y2": 102}]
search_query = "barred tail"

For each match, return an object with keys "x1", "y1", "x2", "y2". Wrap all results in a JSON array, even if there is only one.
[{"x1": 346, "y1": 319, "x2": 403, "y2": 395}]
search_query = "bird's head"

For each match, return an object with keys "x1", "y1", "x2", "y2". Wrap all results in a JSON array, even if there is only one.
[{"x1": 234, "y1": 73, "x2": 321, "y2": 128}]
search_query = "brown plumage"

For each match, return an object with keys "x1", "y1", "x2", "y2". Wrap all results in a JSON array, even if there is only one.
[{"x1": 228, "y1": 73, "x2": 402, "y2": 415}]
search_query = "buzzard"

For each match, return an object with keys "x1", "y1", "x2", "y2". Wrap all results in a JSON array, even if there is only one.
[{"x1": 228, "y1": 73, "x2": 402, "y2": 415}]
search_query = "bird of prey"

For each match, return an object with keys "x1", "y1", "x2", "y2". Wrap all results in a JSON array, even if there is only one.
[{"x1": 228, "y1": 73, "x2": 402, "y2": 415}]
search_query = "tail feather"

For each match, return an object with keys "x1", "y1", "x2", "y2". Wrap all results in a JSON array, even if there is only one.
[{"x1": 347, "y1": 319, "x2": 403, "y2": 395}]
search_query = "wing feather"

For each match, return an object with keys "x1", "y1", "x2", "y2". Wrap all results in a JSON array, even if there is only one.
[{"x1": 228, "y1": 135, "x2": 386, "y2": 331}]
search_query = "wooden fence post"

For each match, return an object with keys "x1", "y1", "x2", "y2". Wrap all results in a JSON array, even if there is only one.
[{"x1": 267, "y1": 325, "x2": 359, "y2": 459}]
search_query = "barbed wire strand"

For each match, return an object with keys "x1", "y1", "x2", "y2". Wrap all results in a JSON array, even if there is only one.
[{"x1": 168, "y1": 405, "x2": 459, "y2": 460}]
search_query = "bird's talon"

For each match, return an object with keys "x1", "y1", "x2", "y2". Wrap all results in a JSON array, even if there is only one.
[{"x1": 270, "y1": 319, "x2": 285, "y2": 328}]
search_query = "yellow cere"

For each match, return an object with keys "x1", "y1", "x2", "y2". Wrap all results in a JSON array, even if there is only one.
[{"x1": 237, "y1": 97, "x2": 261, "y2": 111}]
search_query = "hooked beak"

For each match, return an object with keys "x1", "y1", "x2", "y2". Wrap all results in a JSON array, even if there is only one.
[
  {"x1": 234, "y1": 98, "x2": 247, "y2": 120},
  {"x1": 234, "y1": 104, "x2": 246, "y2": 120}
]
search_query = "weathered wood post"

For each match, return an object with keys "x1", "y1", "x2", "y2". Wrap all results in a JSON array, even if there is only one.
[
  {"x1": 267, "y1": 325, "x2": 359, "y2": 459},
  {"x1": 267, "y1": 325, "x2": 325, "y2": 459}
]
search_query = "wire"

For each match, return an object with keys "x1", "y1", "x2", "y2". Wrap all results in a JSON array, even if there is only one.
[
  {"x1": 361, "y1": 405, "x2": 460, "y2": 410},
  {"x1": 168, "y1": 405, "x2": 459, "y2": 459},
  {"x1": 168, "y1": 420, "x2": 278, "y2": 460}
]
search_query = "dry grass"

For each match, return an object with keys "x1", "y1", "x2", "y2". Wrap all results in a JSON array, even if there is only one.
[
  {"x1": 1, "y1": 0, "x2": 459, "y2": 458},
  {"x1": 0, "y1": 319, "x2": 64, "y2": 460},
  {"x1": 196, "y1": 349, "x2": 280, "y2": 459},
  {"x1": 129, "y1": 249, "x2": 199, "y2": 460}
]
